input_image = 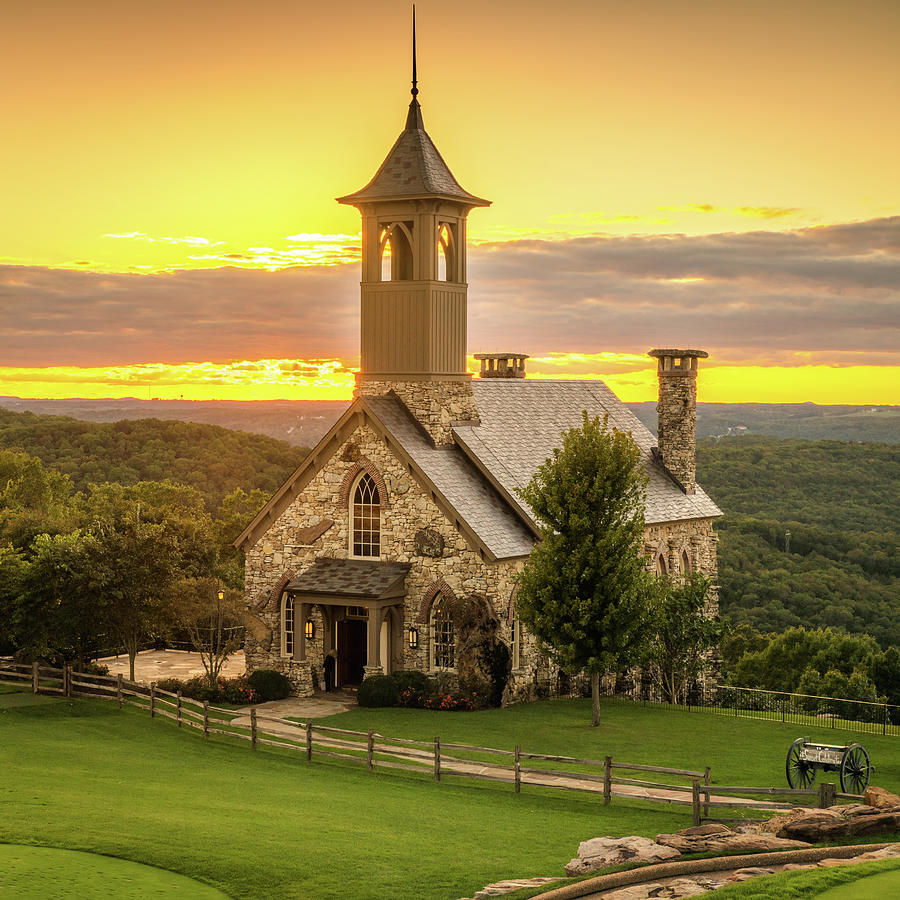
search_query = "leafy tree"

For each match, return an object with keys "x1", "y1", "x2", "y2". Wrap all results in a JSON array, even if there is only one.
[
  {"x1": 872, "y1": 647, "x2": 900, "y2": 707},
  {"x1": 515, "y1": 413, "x2": 651, "y2": 726},
  {"x1": 172, "y1": 578, "x2": 245, "y2": 687},
  {"x1": 0, "y1": 544, "x2": 27, "y2": 654},
  {"x1": 644, "y1": 573, "x2": 720, "y2": 704}
]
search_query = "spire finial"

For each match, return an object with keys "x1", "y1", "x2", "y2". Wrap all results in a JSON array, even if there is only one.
[{"x1": 411, "y1": 5, "x2": 418, "y2": 98}]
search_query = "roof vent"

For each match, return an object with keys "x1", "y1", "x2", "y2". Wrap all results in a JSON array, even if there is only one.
[{"x1": 475, "y1": 353, "x2": 528, "y2": 379}]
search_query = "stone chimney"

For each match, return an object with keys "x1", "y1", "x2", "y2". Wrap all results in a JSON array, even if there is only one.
[
  {"x1": 474, "y1": 353, "x2": 528, "y2": 378},
  {"x1": 648, "y1": 349, "x2": 708, "y2": 494}
]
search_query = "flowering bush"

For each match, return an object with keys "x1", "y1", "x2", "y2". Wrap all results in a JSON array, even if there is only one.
[
  {"x1": 420, "y1": 691, "x2": 478, "y2": 711},
  {"x1": 154, "y1": 675, "x2": 257, "y2": 705}
]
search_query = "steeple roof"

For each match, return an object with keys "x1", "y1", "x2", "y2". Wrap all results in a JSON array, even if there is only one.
[{"x1": 337, "y1": 97, "x2": 490, "y2": 207}]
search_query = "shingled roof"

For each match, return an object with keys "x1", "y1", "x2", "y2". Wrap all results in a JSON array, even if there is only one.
[
  {"x1": 364, "y1": 395, "x2": 536, "y2": 559},
  {"x1": 453, "y1": 380, "x2": 722, "y2": 527},
  {"x1": 286, "y1": 558, "x2": 410, "y2": 600},
  {"x1": 337, "y1": 99, "x2": 489, "y2": 206}
]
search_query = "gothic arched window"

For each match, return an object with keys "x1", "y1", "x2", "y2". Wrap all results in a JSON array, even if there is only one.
[
  {"x1": 431, "y1": 594, "x2": 455, "y2": 669},
  {"x1": 681, "y1": 549, "x2": 692, "y2": 574},
  {"x1": 351, "y1": 473, "x2": 381, "y2": 558},
  {"x1": 282, "y1": 594, "x2": 295, "y2": 657},
  {"x1": 437, "y1": 222, "x2": 456, "y2": 282},
  {"x1": 379, "y1": 223, "x2": 414, "y2": 281},
  {"x1": 655, "y1": 552, "x2": 668, "y2": 576}
]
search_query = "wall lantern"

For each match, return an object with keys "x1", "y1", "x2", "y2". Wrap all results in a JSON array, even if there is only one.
[
  {"x1": 407, "y1": 627, "x2": 418, "y2": 649},
  {"x1": 305, "y1": 620, "x2": 315, "y2": 641},
  {"x1": 217, "y1": 589, "x2": 225, "y2": 601}
]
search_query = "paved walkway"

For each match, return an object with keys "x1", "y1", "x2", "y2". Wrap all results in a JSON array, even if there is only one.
[{"x1": 97, "y1": 649, "x2": 247, "y2": 682}]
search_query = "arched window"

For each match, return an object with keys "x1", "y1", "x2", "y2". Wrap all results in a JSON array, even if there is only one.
[
  {"x1": 379, "y1": 223, "x2": 414, "y2": 281},
  {"x1": 655, "y1": 553, "x2": 668, "y2": 576},
  {"x1": 351, "y1": 473, "x2": 380, "y2": 558},
  {"x1": 437, "y1": 222, "x2": 456, "y2": 282},
  {"x1": 282, "y1": 594, "x2": 295, "y2": 657},
  {"x1": 431, "y1": 594, "x2": 455, "y2": 669},
  {"x1": 681, "y1": 549, "x2": 692, "y2": 574}
]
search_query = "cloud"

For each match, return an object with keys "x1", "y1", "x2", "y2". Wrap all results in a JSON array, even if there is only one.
[
  {"x1": 104, "y1": 232, "x2": 224, "y2": 247},
  {"x1": 1, "y1": 217, "x2": 897, "y2": 370},
  {"x1": 657, "y1": 203, "x2": 804, "y2": 219}
]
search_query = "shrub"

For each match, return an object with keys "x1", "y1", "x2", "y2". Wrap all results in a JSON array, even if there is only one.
[
  {"x1": 247, "y1": 669, "x2": 292, "y2": 701},
  {"x1": 391, "y1": 670, "x2": 429, "y2": 706},
  {"x1": 153, "y1": 675, "x2": 257, "y2": 705},
  {"x1": 81, "y1": 661, "x2": 110, "y2": 676},
  {"x1": 358, "y1": 674, "x2": 400, "y2": 708},
  {"x1": 422, "y1": 691, "x2": 478, "y2": 711}
]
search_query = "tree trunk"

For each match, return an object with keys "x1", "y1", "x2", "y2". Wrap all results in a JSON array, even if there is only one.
[
  {"x1": 591, "y1": 670, "x2": 600, "y2": 727},
  {"x1": 128, "y1": 648, "x2": 136, "y2": 682}
]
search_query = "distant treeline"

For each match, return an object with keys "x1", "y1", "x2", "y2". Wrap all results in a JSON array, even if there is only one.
[
  {"x1": 697, "y1": 436, "x2": 899, "y2": 649},
  {"x1": 0, "y1": 408, "x2": 309, "y2": 512}
]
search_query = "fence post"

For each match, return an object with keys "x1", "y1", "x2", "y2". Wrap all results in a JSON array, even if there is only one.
[
  {"x1": 704, "y1": 766, "x2": 711, "y2": 819},
  {"x1": 306, "y1": 722, "x2": 312, "y2": 761},
  {"x1": 32, "y1": 662, "x2": 39, "y2": 694},
  {"x1": 692, "y1": 778, "x2": 701, "y2": 826},
  {"x1": 367, "y1": 728, "x2": 374, "y2": 771},
  {"x1": 250, "y1": 708, "x2": 257, "y2": 749},
  {"x1": 203, "y1": 701, "x2": 209, "y2": 738},
  {"x1": 883, "y1": 704, "x2": 888, "y2": 736},
  {"x1": 150, "y1": 682, "x2": 156, "y2": 718},
  {"x1": 818, "y1": 782, "x2": 836, "y2": 808},
  {"x1": 603, "y1": 755, "x2": 612, "y2": 805},
  {"x1": 176, "y1": 691, "x2": 182, "y2": 727},
  {"x1": 117, "y1": 674, "x2": 123, "y2": 709},
  {"x1": 514, "y1": 746, "x2": 521, "y2": 794},
  {"x1": 63, "y1": 663, "x2": 70, "y2": 697},
  {"x1": 434, "y1": 737, "x2": 441, "y2": 782}
]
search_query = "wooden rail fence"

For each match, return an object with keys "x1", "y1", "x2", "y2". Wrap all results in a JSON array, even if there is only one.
[{"x1": 0, "y1": 662, "x2": 861, "y2": 823}]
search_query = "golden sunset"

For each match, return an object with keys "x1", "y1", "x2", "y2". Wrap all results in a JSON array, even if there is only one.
[{"x1": 2, "y1": 0, "x2": 898, "y2": 404}]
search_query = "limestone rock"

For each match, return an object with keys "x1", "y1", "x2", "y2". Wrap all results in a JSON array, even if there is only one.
[
  {"x1": 386, "y1": 473, "x2": 411, "y2": 495},
  {"x1": 844, "y1": 811, "x2": 900, "y2": 837},
  {"x1": 660, "y1": 877, "x2": 710, "y2": 897},
  {"x1": 564, "y1": 836, "x2": 680, "y2": 876},
  {"x1": 656, "y1": 824, "x2": 810, "y2": 854},
  {"x1": 603, "y1": 885, "x2": 665, "y2": 900},
  {"x1": 340, "y1": 442, "x2": 360, "y2": 462},
  {"x1": 728, "y1": 867, "x2": 775, "y2": 882},
  {"x1": 775, "y1": 810, "x2": 843, "y2": 841},
  {"x1": 863, "y1": 786, "x2": 900, "y2": 809}
]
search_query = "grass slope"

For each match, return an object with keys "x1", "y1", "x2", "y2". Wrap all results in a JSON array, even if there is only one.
[
  {"x1": 0, "y1": 695, "x2": 685, "y2": 900},
  {"x1": 323, "y1": 699, "x2": 900, "y2": 795},
  {"x1": 3, "y1": 694, "x2": 899, "y2": 900},
  {"x1": 0, "y1": 845, "x2": 228, "y2": 899}
]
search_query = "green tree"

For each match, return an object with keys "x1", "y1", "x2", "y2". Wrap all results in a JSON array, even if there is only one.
[
  {"x1": 644, "y1": 573, "x2": 720, "y2": 704},
  {"x1": 515, "y1": 413, "x2": 651, "y2": 726}
]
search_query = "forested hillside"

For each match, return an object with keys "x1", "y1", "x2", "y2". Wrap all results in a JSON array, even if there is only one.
[
  {"x1": 0, "y1": 408, "x2": 308, "y2": 512},
  {"x1": 697, "y1": 437, "x2": 899, "y2": 649}
]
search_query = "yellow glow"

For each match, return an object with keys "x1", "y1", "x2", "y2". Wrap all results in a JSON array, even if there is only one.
[{"x1": 3, "y1": 358, "x2": 897, "y2": 406}]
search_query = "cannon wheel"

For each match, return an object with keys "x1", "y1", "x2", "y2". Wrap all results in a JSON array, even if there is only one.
[
  {"x1": 786, "y1": 738, "x2": 817, "y2": 789},
  {"x1": 840, "y1": 744, "x2": 871, "y2": 794}
]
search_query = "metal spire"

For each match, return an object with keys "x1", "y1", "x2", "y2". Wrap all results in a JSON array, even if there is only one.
[
  {"x1": 405, "y1": 5, "x2": 424, "y2": 130},
  {"x1": 411, "y1": 5, "x2": 418, "y2": 98}
]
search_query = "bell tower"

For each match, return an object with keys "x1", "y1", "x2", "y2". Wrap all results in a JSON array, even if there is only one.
[{"x1": 337, "y1": 9, "x2": 489, "y2": 446}]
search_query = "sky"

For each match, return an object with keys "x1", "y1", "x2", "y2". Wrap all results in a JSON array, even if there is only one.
[{"x1": 1, "y1": 0, "x2": 898, "y2": 404}]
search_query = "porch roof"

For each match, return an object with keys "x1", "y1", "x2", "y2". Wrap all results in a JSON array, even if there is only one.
[{"x1": 285, "y1": 558, "x2": 410, "y2": 603}]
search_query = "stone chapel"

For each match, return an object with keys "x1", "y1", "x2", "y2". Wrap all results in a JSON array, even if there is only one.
[{"x1": 235, "y1": 60, "x2": 722, "y2": 699}]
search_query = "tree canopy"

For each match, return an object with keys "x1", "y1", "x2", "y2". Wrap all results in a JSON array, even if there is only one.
[{"x1": 515, "y1": 413, "x2": 651, "y2": 725}]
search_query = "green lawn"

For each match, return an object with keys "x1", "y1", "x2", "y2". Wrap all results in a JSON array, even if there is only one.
[
  {"x1": 322, "y1": 698, "x2": 900, "y2": 795},
  {"x1": 712, "y1": 858, "x2": 900, "y2": 898},
  {"x1": 2, "y1": 692, "x2": 898, "y2": 900},
  {"x1": 0, "y1": 844, "x2": 228, "y2": 898}
]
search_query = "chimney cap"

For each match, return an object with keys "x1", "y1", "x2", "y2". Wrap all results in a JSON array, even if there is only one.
[{"x1": 648, "y1": 348, "x2": 708, "y2": 359}]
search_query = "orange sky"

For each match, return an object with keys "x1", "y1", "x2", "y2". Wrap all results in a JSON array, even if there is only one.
[{"x1": 1, "y1": 1, "x2": 898, "y2": 404}]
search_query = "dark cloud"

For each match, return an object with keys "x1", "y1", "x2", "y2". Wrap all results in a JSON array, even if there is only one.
[{"x1": 0, "y1": 217, "x2": 897, "y2": 369}]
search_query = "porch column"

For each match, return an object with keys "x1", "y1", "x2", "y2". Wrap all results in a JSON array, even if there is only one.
[
  {"x1": 367, "y1": 608, "x2": 382, "y2": 668},
  {"x1": 298, "y1": 602, "x2": 309, "y2": 661}
]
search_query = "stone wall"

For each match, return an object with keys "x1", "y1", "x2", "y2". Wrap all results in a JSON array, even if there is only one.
[
  {"x1": 243, "y1": 421, "x2": 525, "y2": 696},
  {"x1": 355, "y1": 377, "x2": 479, "y2": 446}
]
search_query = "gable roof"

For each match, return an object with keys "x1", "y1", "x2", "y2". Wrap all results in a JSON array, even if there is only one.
[
  {"x1": 337, "y1": 100, "x2": 490, "y2": 207},
  {"x1": 234, "y1": 395, "x2": 534, "y2": 561},
  {"x1": 453, "y1": 380, "x2": 722, "y2": 526}
]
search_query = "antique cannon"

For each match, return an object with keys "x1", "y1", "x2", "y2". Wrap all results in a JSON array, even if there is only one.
[{"x1": 786, "y1": 737, "x2": 872, "y2": 794}]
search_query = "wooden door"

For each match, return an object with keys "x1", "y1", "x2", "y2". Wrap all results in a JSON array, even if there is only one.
[{"x1": 337, "y1": 619, "x2": 367, "y2": 685}]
